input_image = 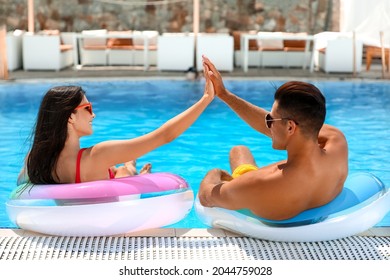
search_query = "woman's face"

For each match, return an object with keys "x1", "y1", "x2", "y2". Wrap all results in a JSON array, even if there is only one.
[{"x1": 71, "y1": 95, "x2": 95, "y2": 136}]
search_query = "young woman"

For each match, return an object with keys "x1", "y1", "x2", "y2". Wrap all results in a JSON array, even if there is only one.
[{"x1": 18, "y1": 62, "x2": 215, "y2": 185}]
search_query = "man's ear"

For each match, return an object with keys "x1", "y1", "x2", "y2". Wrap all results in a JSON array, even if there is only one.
[{"x1": 287, "y1": 120, "x2": 297, "y2": 135}]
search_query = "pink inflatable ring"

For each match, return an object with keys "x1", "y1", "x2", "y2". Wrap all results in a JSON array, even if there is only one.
[{"x1": 6, "y1": 172, "x2": 193, "y2": 236}]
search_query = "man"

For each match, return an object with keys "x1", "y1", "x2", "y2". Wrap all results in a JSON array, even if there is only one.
[{"x1": 199, "y1": 56, "x2": 348, "y2": 220}]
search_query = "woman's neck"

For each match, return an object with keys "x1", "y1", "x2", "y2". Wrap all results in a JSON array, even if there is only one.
[{"x1": 64, "y1": 131, "x2": 81, "y2": 153}]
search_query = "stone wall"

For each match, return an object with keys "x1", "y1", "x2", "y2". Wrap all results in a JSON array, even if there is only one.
[{"x1": 1, "y1": 0, "x2": 340, "y2": 34}]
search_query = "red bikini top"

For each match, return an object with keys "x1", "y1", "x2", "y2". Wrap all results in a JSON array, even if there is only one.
[{"x1": 75, "y1": 148, "x2": 114, "y2": 183}]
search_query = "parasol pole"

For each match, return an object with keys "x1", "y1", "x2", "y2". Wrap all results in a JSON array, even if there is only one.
[
  {"x1": 28, "y1": 0, "x2": 34, "y2": 33},
  {"x1": 380, "y1": 31, "x2": 385, "y2": 79},
  {"x1": 352, "y1": 31, "x2": 356, "y2": 78},
  {"x1": 388, "y1": 32, "x2": 390, "y2": 77},
  {"x1": 0, "y1": 25, "x2": 8, "y2": 80},
  {"x1": 193, "y1": 0, "x2": 199, "y2": 70}
]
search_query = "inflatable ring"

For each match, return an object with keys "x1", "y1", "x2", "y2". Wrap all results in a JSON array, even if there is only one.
[
  {"x1": 195, "y1": 172, "x2": 390, "y2": 242},
  {"x1": 6, "y1": 172, "x2": 193, "y2": 236}
]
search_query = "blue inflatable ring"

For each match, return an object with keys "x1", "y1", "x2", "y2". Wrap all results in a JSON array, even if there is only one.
[{"x1": 195, "y1": 172, "x2": 390, "y2": 242}]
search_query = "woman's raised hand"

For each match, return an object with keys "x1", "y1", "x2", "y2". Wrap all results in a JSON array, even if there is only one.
[
  {"x1": 203, "y1": 59, "x2": 216, "y2": 101},
  {"x1": 202, "y1": 55, "x2": 226, "y2": 98}
]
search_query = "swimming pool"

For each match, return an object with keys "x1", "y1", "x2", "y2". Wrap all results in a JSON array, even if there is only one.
[{"x1": 0, "y1": 79, "x2": 389, "y2": 228}]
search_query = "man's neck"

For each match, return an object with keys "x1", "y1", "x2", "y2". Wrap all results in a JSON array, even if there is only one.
[{"x1": 286, "y1": 137, "x2": 321, "y2": 165}]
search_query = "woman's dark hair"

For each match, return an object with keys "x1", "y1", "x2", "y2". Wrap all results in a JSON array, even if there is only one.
[
  {"x1": 27, "y1": 86, "x2": 85, "y2": 184},
  {"x1": 274, "y1": 81, "x2": 326, "y2": 139}
]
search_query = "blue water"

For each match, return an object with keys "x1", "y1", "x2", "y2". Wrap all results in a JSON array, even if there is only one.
[{"x1": 0, "y1": 79, "x2": 389, "y2": 228}]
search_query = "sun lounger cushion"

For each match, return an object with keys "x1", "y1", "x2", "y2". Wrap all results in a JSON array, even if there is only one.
[
  {"x1": 107, "y1": 31, "x2": 133, "y2": 50},
  {"x1": 81, "y1": 29, "x2": 107, "y2": 49}
]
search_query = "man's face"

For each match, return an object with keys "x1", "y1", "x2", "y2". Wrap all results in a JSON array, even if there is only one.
[{"x1": 269, "y1": 102, "x2": 289, "y2": 150}]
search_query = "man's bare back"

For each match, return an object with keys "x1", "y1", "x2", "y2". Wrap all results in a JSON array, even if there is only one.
[{"x1": 198, "y1": 56, "x2": 348, "y2": 220}]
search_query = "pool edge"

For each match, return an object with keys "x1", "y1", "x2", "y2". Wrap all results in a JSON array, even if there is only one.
[{"x1": 0, "y1": 227, "x2": 389, "y2": 238}]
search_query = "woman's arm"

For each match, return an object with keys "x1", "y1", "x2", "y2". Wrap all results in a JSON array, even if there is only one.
[
  {"x1": 202, "y1": 56, "x2": 271, "y2": 137},
  {"x1": 88, "y1": 64, "x2": 215, "y2": 168},
  {"x1": 17, "y1": 166, "x2": 29, "y2": 185},
  {"x1": 17, "y1": 154, "x2": 29, "y2": 185}
]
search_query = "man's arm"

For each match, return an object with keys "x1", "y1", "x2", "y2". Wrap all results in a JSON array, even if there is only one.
[
  {"x1": 198, "y1": 168, "x2": 232, "y2": 207},
  {"x1": 318, "y1": 124, "x2": 348, "y2": 152},
  {"x1": 198, "y1": 168, "x2": 298, "y2": 220},
  {"x1": 218, "y1": 90, "x2": 271, "y2": 136},
  {"x1": 203, "y1": 56, "x2": 271, "y2": 137}
]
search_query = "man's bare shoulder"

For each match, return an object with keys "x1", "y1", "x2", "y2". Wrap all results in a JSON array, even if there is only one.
[{"x1": 321, "y1": 124, "x2": 346, "y2": 139}]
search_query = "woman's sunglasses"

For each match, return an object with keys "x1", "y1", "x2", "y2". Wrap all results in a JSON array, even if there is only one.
[
  {"x1": 75, "y1": 102, "x2": 93, "y2": 115},
  {"x1": 265, "y1": 113, "x2": 298, "y2": 129}
]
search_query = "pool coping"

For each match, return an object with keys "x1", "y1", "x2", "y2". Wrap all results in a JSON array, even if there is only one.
[
  {"x1": 2, "y1": 75, "x2": 390, "y2": 85},
  {"x1": 1, "y1": 228, "x2": 389, "y2": 261},
  {"x1": 1, "y1": 227, "x2": 389, "y2": 238}
]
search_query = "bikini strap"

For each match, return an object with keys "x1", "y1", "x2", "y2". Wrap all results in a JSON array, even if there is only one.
[
  {"x1": 108, "y1": 168, "x2": 115, "y2": 179},
  {"x1": 75, "y1": 148, "x2": 87, "y2": 183}
]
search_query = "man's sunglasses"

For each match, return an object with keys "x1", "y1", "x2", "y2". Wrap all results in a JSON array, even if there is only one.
[
  {"x1": 75, "y1": 103, "x2": 93, "y2": 115},
  {"x1": 265, "y1": 113, "x2": 298, "y2": 129}
]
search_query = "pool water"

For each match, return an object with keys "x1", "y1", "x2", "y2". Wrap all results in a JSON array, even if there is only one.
[{"x1": 0, "y1": 79, "x2": 389, "y2": 228}]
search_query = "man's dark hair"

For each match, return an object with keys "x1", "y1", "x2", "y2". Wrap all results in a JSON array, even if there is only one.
[{"x1": 274, "y1": 81, "x2": 326, "y2": 139}]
